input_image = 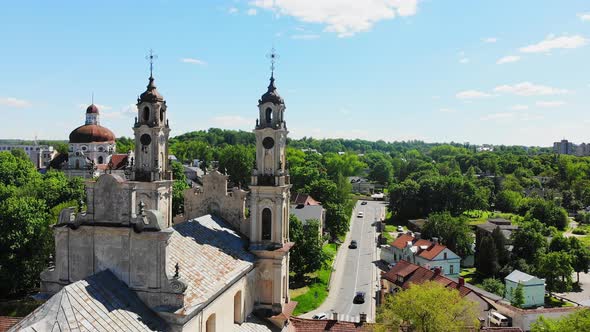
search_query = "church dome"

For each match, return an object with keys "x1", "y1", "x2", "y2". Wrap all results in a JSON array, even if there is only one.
[
  {"x1": 259, "y1": 76, "x2": 284, "y2": 105},
  {"x1": 139, "y1": 77, "x2": 164, "y2": 103},
  {"x1": 69, "y1": 124, "x2": 116, "y2": 144},
  {"x1": 86, "y1": 104, "x2": 99, "y2": 114}
]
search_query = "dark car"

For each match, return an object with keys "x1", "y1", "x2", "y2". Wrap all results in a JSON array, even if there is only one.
[
  {"x1": 353, "y1": 292, "x2": 365, "y2": 304},
  {"x1": 349, "y1": 240, "x2": 358, "y2": 249},
  {"x1": 361, "y1": 201, "x2": 368, "y2": 205}
]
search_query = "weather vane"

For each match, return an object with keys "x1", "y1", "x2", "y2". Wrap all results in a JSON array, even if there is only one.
[
  {"x1": 266, "y1": 47, "x2": 279, "y2": 77},
  {"x1": 146, "y1": 49, "x2": 158, "y2": 78}
]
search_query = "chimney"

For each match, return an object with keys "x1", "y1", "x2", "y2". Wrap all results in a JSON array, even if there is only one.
[
  {"x1": 414, "y1": 232, "x2": 421, "y2": 239},
  {"x1": 432, "y1": 237, "x2": 439, "y2": 244},
  {"x1": 359, "y1": 313, "x2": 367, "y2": 323},
  {"x1": 332, "y1": 312, "x2": 338, "y2": 320},
  {"x1": 458, "y1": 277, "x2": 465, "y2": 287}
]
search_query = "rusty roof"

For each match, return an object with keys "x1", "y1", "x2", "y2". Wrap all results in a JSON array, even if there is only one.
[
  {"x1": 417, "y1": 243, "x2": 447, "y2": 260},
  {"x1": 0, "y1": 317, "x2": 20, "y2": 332},
  {"x1": 168, "y1": 214, "x2": 255, "y2": 314},
  {"x1": 391, "y1": 234, "x2": 415, "y2": 249}
]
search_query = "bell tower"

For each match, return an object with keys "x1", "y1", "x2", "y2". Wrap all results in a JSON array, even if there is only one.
[
  {"x1": 132, "y1": 50, "x2": 171, "y2": 182},
  {"x1": 249, "y1": 49, "x2": 293, "y2": 316}
]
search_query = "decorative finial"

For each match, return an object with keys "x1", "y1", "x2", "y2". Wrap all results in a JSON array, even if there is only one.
[
  {"x1": 139, "y1": 201, "x2": 146, "y2": 216},
  {"x1": 174, "y1": 262, "x2": 180, "y2": 279},
  {"x1": 91, "y1": 92, "x2": 94, "y2": 105},
  {"x1": 266, "y1": 47, "x2": 279, "y2": 79},
  {"x1": 146, "y1": 49, "x2": 158, "y2": 79}
]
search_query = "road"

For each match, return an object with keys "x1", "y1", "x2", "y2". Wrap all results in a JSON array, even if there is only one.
[{"x1": 301, "y1": 200, "x2": 386, "y2": 322}]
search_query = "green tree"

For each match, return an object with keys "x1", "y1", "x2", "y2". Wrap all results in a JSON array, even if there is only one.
[
  {"x1": 531, "y1": 308, "x2": 590, "y2": 332},
  {"x1": 171, "y1": 161, "x2": 189, "y2": 216},
  {"x1": 217, "y1": 145, "x2": 254, "y2": 188},
  {"x1": 324, "y1": 203, "x2": 350, "y2": 240},
  {"x1": 511, "y1": 283, "x2": 525, "y2": 308},
  {"x1": 0, "y1": 196, "x2": 52, "y2": 296},
  {"x1": 511, "y1": 220, "x2": 547, "y2": 264},
  {"x1": 571, "y1": 246, "x2": 590, "y2": 284},
  {"x1": 422, "y1": 212, "x2": 473, "y2": 258},
  {"x1": 495, "y1": 190, "x2": 522, "y2": 213},
  {"x1": 370, "y1": 159, "x2": 394, "y2": 185},
  {"x1": 538, "y1": 252, "x2": 573, "y2": 292},
  {"x1": 375, "y1": 281, "x2": 480, "y2": 332},
  {"x1": 477, "y1": 235, "x2": 500, "y2": 277},
  {"x1": 491, "y1": 227, "x2": 509, "y2": 267},
  {"x1": 481, "y1": 278, "x2": 505, "y2": 297},
  {"x1": 289, "y1": 216, "x2": 328, "y2": 280}
]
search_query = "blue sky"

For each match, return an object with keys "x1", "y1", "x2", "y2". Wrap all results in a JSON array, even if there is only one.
[{"x1": 1, "y1": 0, "x2": 589, "y2": 146}]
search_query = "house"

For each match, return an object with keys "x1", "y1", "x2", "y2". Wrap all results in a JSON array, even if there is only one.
[
  {"x1": 475, "y1": 218, "x2": 518, "y2": 262},
  {"x1": 380, "y1": 233, "x2": 461, "y2": 278},
  {"x1": 348, "y1": 176, "x2": 385, "y2": 195},
  {"x1": 380, "y1": 260, "x2": 493, "y2": 324},
  {"x1": 290, "y1": 193, "x2": 321, "y2": 206},
  {"x1": 504, "y1": 270, "x2": 545, "y2": 308},
  {"x1": 289, "y1": 193, "x2": 325, "y2": 233}
]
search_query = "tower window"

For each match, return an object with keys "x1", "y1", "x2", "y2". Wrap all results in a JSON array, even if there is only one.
[
  {"x1": 265, "y1": 107, "x2": 272, "y2": 123},
  {"x1": 160, "y1": 108, "x2": 164, "y2": 122},
  {"x1": 98, "y1": 156, "x2": 104, "y2": 164},
  {"x1": 262, "y1": 208, "x2": 272, "y2": 241},
  {"x1": 143, "y1": 107, "x2": 150, "y2": 122}
]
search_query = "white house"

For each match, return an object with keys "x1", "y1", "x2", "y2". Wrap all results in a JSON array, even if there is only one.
[
  {"x1": 381, "y1": 233, "x2": 461, "y2": 278},
  {"x1": 505, "y1": 270, "x2": 545, "y2": 308}
]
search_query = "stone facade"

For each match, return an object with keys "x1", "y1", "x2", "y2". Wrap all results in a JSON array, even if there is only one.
[{"x1": 183, "y1": 170, "x2": 249, "y2": 234}]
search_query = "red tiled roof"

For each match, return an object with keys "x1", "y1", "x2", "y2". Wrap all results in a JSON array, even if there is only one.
[
  {"x1": 290, "y1": 317, "x2": 373, "y2": 331},
  {"x1": 110, "y1": 154, "x2": 129, "y2": 169},
  {"x1": 418, "y1": 243, "x2": 446, "y2": 260},
  {"x1": 291, "y1": 193, "x2": 321, "y2": 206},
  {"x1": 391, "y1": 234, "x2": 414, "y2": 249},
  {"x1": 382, "y1": 260, "x2": 472, "y2": 296},
  {"x1": 0, "y1": 316, "x2": 22, "y2": 332}
]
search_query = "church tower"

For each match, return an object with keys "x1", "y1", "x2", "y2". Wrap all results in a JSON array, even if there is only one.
[
  {"x1": 249, "y1": 51, "x2": 293, "y2": 315},
  {"x1": 132, "y1": 51, "x2": 171, "y2": 183}
]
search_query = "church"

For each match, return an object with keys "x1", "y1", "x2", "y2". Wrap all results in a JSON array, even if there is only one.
[{"x1": 11, "y1": 61, "x2": 297, "y2": 331}]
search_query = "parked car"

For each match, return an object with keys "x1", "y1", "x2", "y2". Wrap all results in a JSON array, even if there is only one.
[
  {"x1": 353, "y1": 292, "x2": 365, "y2": 304},
  {"x1": 349, "y1": 240, "x2": 358, "y2": 249},
  {"x1": 361, "y1": 201, "x2": 368, "y2": 205},
  {"x1": 357, "y1": 212, "x2": 364, "y2": 218},
  {"x1": 397, "y1": 226, "x2": 404, "y2": 232},
  {"x1": 312, "y1": 312, "x2": 327, "y2": 320}
]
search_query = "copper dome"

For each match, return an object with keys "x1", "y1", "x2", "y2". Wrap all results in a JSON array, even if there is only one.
[
  {"x1": 86, "y1": 104, "x2": 99, "y2": 114},
  {"x1": 69, "y1": 124, "x2": 116, "y2": 143},
  {"x1": 259, "y1": 76, "x2": 284, "y2": 105}
]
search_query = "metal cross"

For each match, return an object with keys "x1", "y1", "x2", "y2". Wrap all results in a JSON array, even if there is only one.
[
  {"x1": 266, "y1": 47, "x2": 279, "y2": 76},
  {"x1": 146, "y1": 49, "x2": 158, "y2": 77}
]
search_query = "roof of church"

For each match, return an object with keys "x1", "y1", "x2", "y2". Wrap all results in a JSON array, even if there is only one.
[
  {"x1": 139, "y1": 76, "x2": 164, "y2": 103},
  {"x1": 259, "y1": 75, "x2": 284, "y2": 105},
  {"x1": 69, "y1": 124, "x2": 116, "y2": 144},
  {"x1": 86, "y1": 104, "x2": 99, "y2": 114},
  {"x1": 9, "y1": 270, "x2": 168, "y2": 332},
  {"x1": 168, "y1": 214, "x2": 256, "y2": 314}
]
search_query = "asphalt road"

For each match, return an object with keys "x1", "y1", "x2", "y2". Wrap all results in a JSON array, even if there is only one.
[{"x1": 302, "y1": 200, "x2": 386, "y2": 322}]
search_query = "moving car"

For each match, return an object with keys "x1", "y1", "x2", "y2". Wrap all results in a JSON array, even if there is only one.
[
  {"x1": 397, "y1": 226, "x2": 404, "y2": 232},
  {"x1": 353, "y1": 292, "x2": 365, "y2": 304},
  {"x1": 361, "y1": 201, "x2": 368, "y2": 205},
  {"x1": 357, "y1": 212, "x2": 364, "y2": 218},
  {"x1": 312, "y1": 312, "x2": 327, "y2": 320},
  {"x1": 349, "y1": 240, "x2": 358, "y2": 249}
]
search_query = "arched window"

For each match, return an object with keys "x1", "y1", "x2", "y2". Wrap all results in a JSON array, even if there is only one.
[
  {"x1": 262, "y1": 208, "x2": 272, "y2": 241},
  {"x1": 234, "y1": 291, "x2": 242, "y2": 323},
  {"x1": 98, "y1": 156, "x2": 104, "y2": 164},
  {"x1": 160, "y1": 108, "x2": 164, "y2": 122},
  {"x1": 205, "y1": 314, "x2": 216, "y2": 332},
  {"x1": 143, "y1": 107, "x2": 150, "y2": 122},
  {"x1": 265, "y1": 107, "x2": 272, "y2": 124}
]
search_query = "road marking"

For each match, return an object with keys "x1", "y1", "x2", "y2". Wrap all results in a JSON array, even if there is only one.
[{"x1": 347, "y1": 203, "x2": 367, "y2": 316}]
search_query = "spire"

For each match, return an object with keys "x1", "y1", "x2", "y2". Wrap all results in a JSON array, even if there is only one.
[
  {"x1": 139, "y1": 50, "x2": 164, "y2": 103},
  {"x1": 259, "y1": 47, "x2": 283, "y2": 105}
]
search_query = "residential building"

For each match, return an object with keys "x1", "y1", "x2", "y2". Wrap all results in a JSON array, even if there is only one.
[
  {"x1": 348, "y1": 176, "x2": 385, "y2": 195},
  {"x1": 553, "y1": 139, "x2": 575, "y2": 155},
  {"x1": 0, "y1": 144, "x2": 57, "y2": 169},
  {"x1": 291, "y1": 193, "x2": 321, "y2": 206},
  {"x1": 380, "y1": 233, "x2": 461, "y2": 278},
  {"x1": 504, "y1": 270, "x2": 545, "y2": 308}
]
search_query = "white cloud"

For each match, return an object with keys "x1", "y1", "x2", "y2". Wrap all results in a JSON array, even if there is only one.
[
  {"x1": 210, "y1": 115, "x2": 251, "y2": 128},
  {"x1": 78, "y1": 103, "x2": 112, "y2": 111},
  {"x1": 228, "y1": 7, "x2": 239, "y2": 14},
  {"x1": 496, "y1": 55, "x2": 521, "y2": 64},
  {"x1": 494, "y1": 82, "x2": 569, "y2": 96},
  {"x1": 247, "y1": 8, "x2": 258, "y2": 15},
  {"x1": 0, "y1": 97, "x2": 31, "y2": 108},
  {"x1": 439, "y1": 108, "x2": 457, "y2": 113},
  {"x1": 536, "y1": 101, "x2": 566, "y2": 108},
  {"x1": 181, "y1": 58, "x2": 207, "y2": 65},
  {"x1": 459, "y1": 57, "x2": 469, "y2": 64},
  {"x1": 456, "y1": 90, "x2": 493, "y2": 99},
  {"x1": 519, "y1": 34, "x2": 588, "y2": 53},
  {"x1": 483, "y1": 37, "x2": 498, "y2": 43},
  {"x1": 250, "y1": 0, "x2": 419, "y2": 37},
  {"x1": 481, "y1": 112, "x2": 514, "y2": 121},
  {"x1": 578, "y1": 13, "x2": 590, "y2": 21},
  {"x1": 291, "y1": 34, "x2": 320, "y2": 40},
  {"x1": 510, "y1": 104, "x2": 529, "y2": 111},
  {"x1": 520, "y1": 113, "x2": 545, "y2": 121}
]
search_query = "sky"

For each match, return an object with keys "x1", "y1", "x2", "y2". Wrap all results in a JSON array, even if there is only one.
[{"x1": 1, "y1": 0, "x2": 590, "y2": 146}]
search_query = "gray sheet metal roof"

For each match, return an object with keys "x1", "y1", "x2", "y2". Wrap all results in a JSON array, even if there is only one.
[
  {"x1": 168, "y1": 214, "x2": 256, "y2": 313},
  {"x1": 10, "y1": 270, "x2": 168, "y2": 332},
  {"x1": 290, "y1": 205, "x2": 323, "y2": 223},
  {"x1": 505, "y1": 269, "x2": 536, "y2": 283}
]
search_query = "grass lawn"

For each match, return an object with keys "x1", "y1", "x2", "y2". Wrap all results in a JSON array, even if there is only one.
[
  {"x1": 463, "y1": 210, "x2": 525, "y2": 226},
  {"x1": 0, "y1": 297, "x2": 43, "y2": 317},
  {"x1": 290, "y1": 243, "x2": 338, "y2": 315},
  {"x1": 459, "y1": 267, "x2": 486, "y2": 288},
  {"x1": 545, "y1": 295, "x2": 574, "y2": 308}
]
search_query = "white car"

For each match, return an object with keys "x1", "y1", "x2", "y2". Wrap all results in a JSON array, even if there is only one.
[
  {"x1": 357, "y1": 212, "x2": 364, "y2": 218},
  {"x1": 312, "y1": 312, "x2": 327, "y2": 320}
]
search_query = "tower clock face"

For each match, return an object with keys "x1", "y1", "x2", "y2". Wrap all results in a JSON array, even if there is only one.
[
  {"x1": 262, "y1": 137, "x2": 275, "y2": 149},
  {"x1": 140, "y1": 134, "x2": 152, "y2": 145}
]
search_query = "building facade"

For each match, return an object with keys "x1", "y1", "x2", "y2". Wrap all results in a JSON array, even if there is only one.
[
  {"x1": 504, "y1": 270, "x2": 545, "y2": 308},
  {"x1": 0, "y1": 144, "x2": 57, "y2": 169}
]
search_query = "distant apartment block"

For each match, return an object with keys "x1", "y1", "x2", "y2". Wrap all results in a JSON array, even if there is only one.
[
  {"x1": 553, "y1": 139, "x2": 590, "y2": 156},
  {"x1": 0, "y1": 144, "x2": 57, "y2": 169}
]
